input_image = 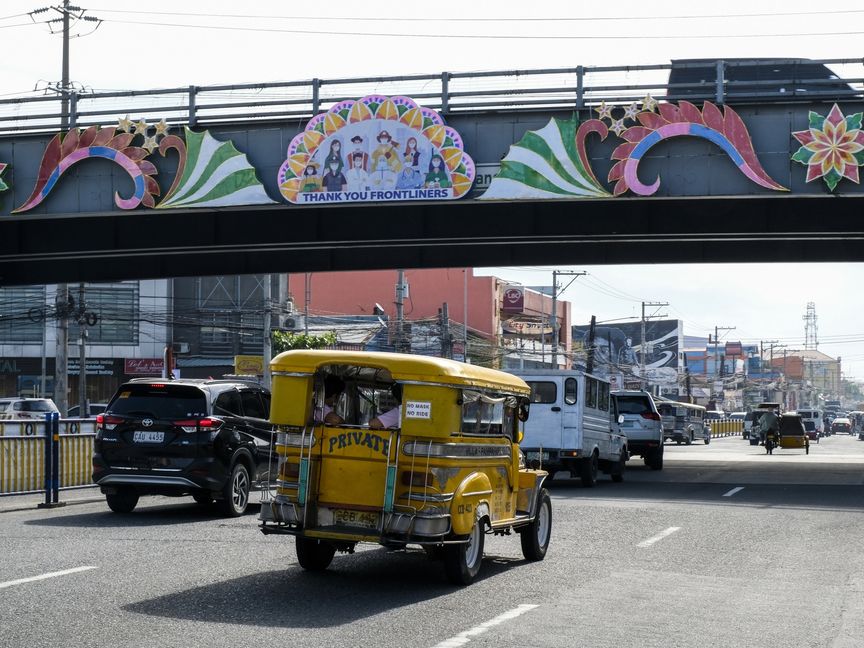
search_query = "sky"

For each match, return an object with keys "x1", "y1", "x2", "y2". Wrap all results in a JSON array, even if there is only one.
[{"x1": 1, "y1": 1, "x2": 863, "y2": 376}]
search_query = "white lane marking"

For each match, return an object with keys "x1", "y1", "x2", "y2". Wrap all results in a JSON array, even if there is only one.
[
  {"x1": 723, "y1": 486, "x2": 745, "y2": 497},
  {"x1": 637, "y1": 526, "x2": 681, "y2": 548},
  {"x1": 432, "y1": 604, "x2": 539, "y2": 648},
  {"x1": 0, "y1": 566, "x2": 97, "y2": 590}
]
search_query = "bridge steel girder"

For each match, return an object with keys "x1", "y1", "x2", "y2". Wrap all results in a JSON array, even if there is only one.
[{"x1": 0, "y1": 194, "x2": 862, "y2": 286}]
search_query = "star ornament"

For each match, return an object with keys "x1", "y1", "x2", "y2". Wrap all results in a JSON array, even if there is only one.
[
  {"x1": 791, "y1": 103, "x2": 864, "y2": 191},
  {"x1": 609, "y1": 118, "x2": 627, "y2": 136},
  {"x1": 117, "y1": 115, "x2": 133, "y2": 133},
  {"x1": 641, "y1": 94, "x2": 658, "y2": 112},
  {"x1": 153, "y1": 119, "x2": 169, "y2": 136},
  {"x1": 133, "y1": 119, "x2": 149, "y2": 136},
  {"x1": 594, "y1": 101, "x2": 613, "y2": 121},
  {"x1": 623, "y1": 102, "x2": 641, "y2": 121}
]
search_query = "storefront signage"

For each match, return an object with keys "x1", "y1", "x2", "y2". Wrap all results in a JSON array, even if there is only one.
[
  {"x1": 502, "y1": 319, "x2": 552, "y2": 336},
  {"x1": 501, "y1": 285, "x2": 524, "y2": 313},
  {"x1": 124, "y1": 358, "x2": 164, "y2": 375},
  {"x1": 235, "y1": 355, "x2": 264, "y2": 375},
  {"x1": 69, "y1": 360, "x2": 115, "y2": 376}
]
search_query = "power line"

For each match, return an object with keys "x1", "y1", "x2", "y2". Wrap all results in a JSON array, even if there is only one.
[
  {"x1": 98, "y1": 18, "x2": 864, "y2": 41},
  {"x1": 88, "y1": 7, "x2": 864, "y2": 22}
]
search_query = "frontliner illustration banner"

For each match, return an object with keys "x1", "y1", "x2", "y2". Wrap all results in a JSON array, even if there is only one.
[{"x1": 277, "y1": 95, "x2": 475, "y2": 205}]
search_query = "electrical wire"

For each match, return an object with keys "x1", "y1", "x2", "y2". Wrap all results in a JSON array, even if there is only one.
[{"x1": 96, "y1": 17, "x2": 864, "y2": 41}]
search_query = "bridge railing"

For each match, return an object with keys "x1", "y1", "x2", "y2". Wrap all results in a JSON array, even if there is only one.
[{"x1": 1, "y1": 58, "x2": 862, "y2": 135}]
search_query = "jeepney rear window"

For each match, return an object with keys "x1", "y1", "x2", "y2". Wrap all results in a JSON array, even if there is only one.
[
  {"x1": 528, "y1": 382, "x2": 556, "y2": 404},
  {"x1": 461, "y1": 390, "x2": 517, "y2": 438},
  {"x1": 586, "y1": 378, "x2": 598, "y2": 409},
  {"x1": 598, "y1": 381, "x2": 609, "y2": 411}
]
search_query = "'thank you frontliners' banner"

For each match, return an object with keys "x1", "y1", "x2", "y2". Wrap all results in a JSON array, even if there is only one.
[{"x1": 277, "y1": 95, "x2": 475, "y2": 205}]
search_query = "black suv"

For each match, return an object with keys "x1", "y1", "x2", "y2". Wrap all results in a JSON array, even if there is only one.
[{"x1": 92, "y1": 378, "x2": 272, "y2": 516}]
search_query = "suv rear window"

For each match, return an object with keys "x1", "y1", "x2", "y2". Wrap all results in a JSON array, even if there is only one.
[
  {"x1": 615, "y1": 395, "x2": 653, "y2": 415},
  {"x1": 108, "y1": 384, "x2": 208, "y2": 419},
  {"x1": 14, "y1": 400, "x2": 55, "y2": 412}
]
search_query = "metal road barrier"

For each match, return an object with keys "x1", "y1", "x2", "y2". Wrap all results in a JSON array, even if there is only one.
[
  {"x1": 709, "y1": 419, "x2": 744, "y2": 437},
  {"x1": 0, "y1": 418, "x2": 96, "y2": 496}
]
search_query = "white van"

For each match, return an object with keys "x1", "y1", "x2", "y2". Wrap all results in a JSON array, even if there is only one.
[
  {"x1": 514, "y1": 370, "x2": 627, "y2": 487},
  {"x1": 794, "y1": 408, "x2": 823, "y2": 436}
]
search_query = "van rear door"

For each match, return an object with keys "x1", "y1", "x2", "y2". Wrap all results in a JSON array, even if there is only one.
[{"x1": 523, "y1": 379, "x2": 564, "y2": 453}]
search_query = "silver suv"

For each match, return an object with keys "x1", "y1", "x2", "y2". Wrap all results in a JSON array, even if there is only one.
[
  {"x1": 0, "y1": 397, "x2": 59, "y2": 420},
  {"x1": 611, "y1": 390, "x2": 664, "y2": 470}
]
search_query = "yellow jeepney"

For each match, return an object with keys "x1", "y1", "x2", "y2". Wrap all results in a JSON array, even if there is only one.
[{"x1": 259, "y1": 350, "x2": 550, "y2": 585}]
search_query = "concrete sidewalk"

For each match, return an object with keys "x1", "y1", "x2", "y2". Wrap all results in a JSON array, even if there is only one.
[{"x1": 0, "y1": 487, "x2": 102, "y2": 514}]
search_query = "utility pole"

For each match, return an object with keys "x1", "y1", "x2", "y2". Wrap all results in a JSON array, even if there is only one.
[
  {"x1": 550, "y1": 270, "x2": 586, "y2": 368},
  {"x1": 640, "y1": 301, "x2": 669, "y2": 390},
  {"x1": 395, "y1": 270, "x2": 407, "y2": 353},
  {"x1": 439, "y1": 303, "x2": 451, "y2": 359},
  {"x1": 76, "y1": 283, "x2": 87, "y2": 417},
  {"x1": 262, "y1": 274, "x2": 272, "y2": 389},
  {"x1": 585, "y1": 315, "x2": 597, "y2": 374},
  {"x1": 708, "y1": 325, "x2": 735, "y2": 405}
]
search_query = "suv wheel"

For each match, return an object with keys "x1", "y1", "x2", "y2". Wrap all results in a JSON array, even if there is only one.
[
  {"x1": 219, "y1": 463, "x2": 250, "y2": 517},
  {"x1": 106, "y1": 487, "x2": 139, "y2": 513}
]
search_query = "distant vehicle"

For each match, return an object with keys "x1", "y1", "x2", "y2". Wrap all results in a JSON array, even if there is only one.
[
  {"x1": 516, "y1": 370, "x2": 627, "y2": 487},
  {"x1": 667, "y1": 58, "x2": 859, "y2": 102},
  {"x1": 795, "y1": 409, "x2": 824, "y2": 436},
  {"x1": 748, "y1": 402, "x2": 782, "y2": 446},
  {"x1": 729, "y1": 412, "x2": 747, "y2": 421},
  {"x1": 0, "y1": 397, "x2": 59, "y2": 420},
  {"x1": 67, "y1": 403, "x2": 108, "y2": 418},
  {"x1": 611, "y1": 390, "x2": 664, "y2": 470},
  {"x1": 657, "y1": 401, "x2": 709, "y2": 445},
  {"x1": 704, "y1": 410, "x2": 725, "y2": 420},
  {"x1": 803, "y1": 420, "x2": 819, "y2": 442},
  {"x1": 830, "y1": 417, "x2": 852, "y2": 435}
]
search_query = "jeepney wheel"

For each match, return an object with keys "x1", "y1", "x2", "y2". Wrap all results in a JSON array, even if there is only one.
[
  {"x1": 521, "y1": 489, "x2": 552, "y2": 561},
  {"x1": 580, "y1": 452, "x2": 598, "y2": 488},
  {"x1": 296, "y1": 537, "x2": 336, "y2": 571},
  {"x1": 444, "y1": 519, "x2": 485, "y2": 585},
  {"x1": 610, "y1": 450, "x2": 626, "y2": 483}
]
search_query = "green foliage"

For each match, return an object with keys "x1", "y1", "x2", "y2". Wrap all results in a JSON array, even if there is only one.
[{"x1": 272, "y1": 330, "x2": 337, "y2": 354}]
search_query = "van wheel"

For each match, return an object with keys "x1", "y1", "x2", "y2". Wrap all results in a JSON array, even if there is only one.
[
  {"x1": 219, "y1": 463, "x2": 250, "y2": 517},
  {"x1": 521, "y1": 489, "x2": 551, "y2": 561},
  {"x1": 444, "y1": 519, "x2": 485, "y2": 585},
  {"x1": 580, "y1": 452, "x2": 598, "y2": 487},
  {"x1": 610, "y1": 450, "x2": 626, "y2": 483},
  {"x1": 106, "y1": 487, "x2": 138, "y2": 513},
  {"x1": 296, "y1": 537, "x2": 336, "y2": 571}
]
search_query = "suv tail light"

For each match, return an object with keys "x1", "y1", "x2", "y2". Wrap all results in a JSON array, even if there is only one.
[
  {"x1": 641, "y1": 412, "x2": 662, "y2": 421},
  {"x1": 174, "y1": 418, "x2": 224, "y2": 433},
  {"x1": 96, "y1": 414, "x2": 124, "y2": 431}
]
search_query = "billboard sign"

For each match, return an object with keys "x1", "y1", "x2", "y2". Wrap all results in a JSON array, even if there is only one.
[
  {"x1": 125, "y1": 358, "x2": 164, "y2": 375},
  {"x1": 501, "y1": 285, "x2": 525, "y2": 313},
  {"x1": 573, "y1": 319, "x2": 682, "y2": 384}
]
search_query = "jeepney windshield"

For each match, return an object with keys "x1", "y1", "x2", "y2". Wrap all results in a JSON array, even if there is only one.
[{"x1": 461, "y1": 390, "x2": 517, "y2": 438}]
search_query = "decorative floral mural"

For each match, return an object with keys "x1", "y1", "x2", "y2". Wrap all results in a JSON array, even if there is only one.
[
  {"x1": 277, "y1": 95, "x2": 475, "y2": 204},
  {"x1": 481, "y1": 95, "x2": 788, "y2": 199},
  {"x1": 791, "y1": 103, "x2": 864, "y2": 192},
  {"x1": 12, "y1": 117, "x2": 274, "y2": 213}
]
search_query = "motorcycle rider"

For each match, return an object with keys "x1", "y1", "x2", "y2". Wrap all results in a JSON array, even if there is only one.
[{"x1": 759, "y1": 409, "x2": 780, "y2": 444}]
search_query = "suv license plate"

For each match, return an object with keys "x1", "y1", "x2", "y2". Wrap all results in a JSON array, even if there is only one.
[
  {"x1": 133, "y1": 431, "x2": 164, "y2": 443},
  {"x1": 333, "y1": 509, "x2": 379, "y2": 529}
]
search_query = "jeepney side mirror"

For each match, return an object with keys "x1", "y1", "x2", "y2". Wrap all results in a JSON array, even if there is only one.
[{"x1": 518, "y1": 402, "x2": 530, "y2": 422}]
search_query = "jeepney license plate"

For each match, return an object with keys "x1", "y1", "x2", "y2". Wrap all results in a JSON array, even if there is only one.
[
  {"x1": 333, "y1": 509, "x2": 379, "y2": 529},
  {"x1": 526, "y1": 451, "x2": 549, "y2": 461},
  {"x1": 133, "y1": 431, "x2": 164, "y2": 443}
]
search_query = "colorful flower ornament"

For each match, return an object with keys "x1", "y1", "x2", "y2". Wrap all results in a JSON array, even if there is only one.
[{"x1": 791, "y1": 103, "x2": 864, "y2": 191}]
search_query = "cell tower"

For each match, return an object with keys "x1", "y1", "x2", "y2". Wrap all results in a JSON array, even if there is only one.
[{"x1": 803, "y1": 302, "x2": 818, "y2": 350}]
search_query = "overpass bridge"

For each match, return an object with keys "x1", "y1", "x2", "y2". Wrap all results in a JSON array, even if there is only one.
[{"x1": 0, "y1": 58, "x2": 862, "y2": 285}]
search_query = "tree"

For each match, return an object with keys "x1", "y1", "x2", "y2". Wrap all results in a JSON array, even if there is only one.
[{"x1": 272, "y1": 330, "x2": 337, "y2": 355}]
